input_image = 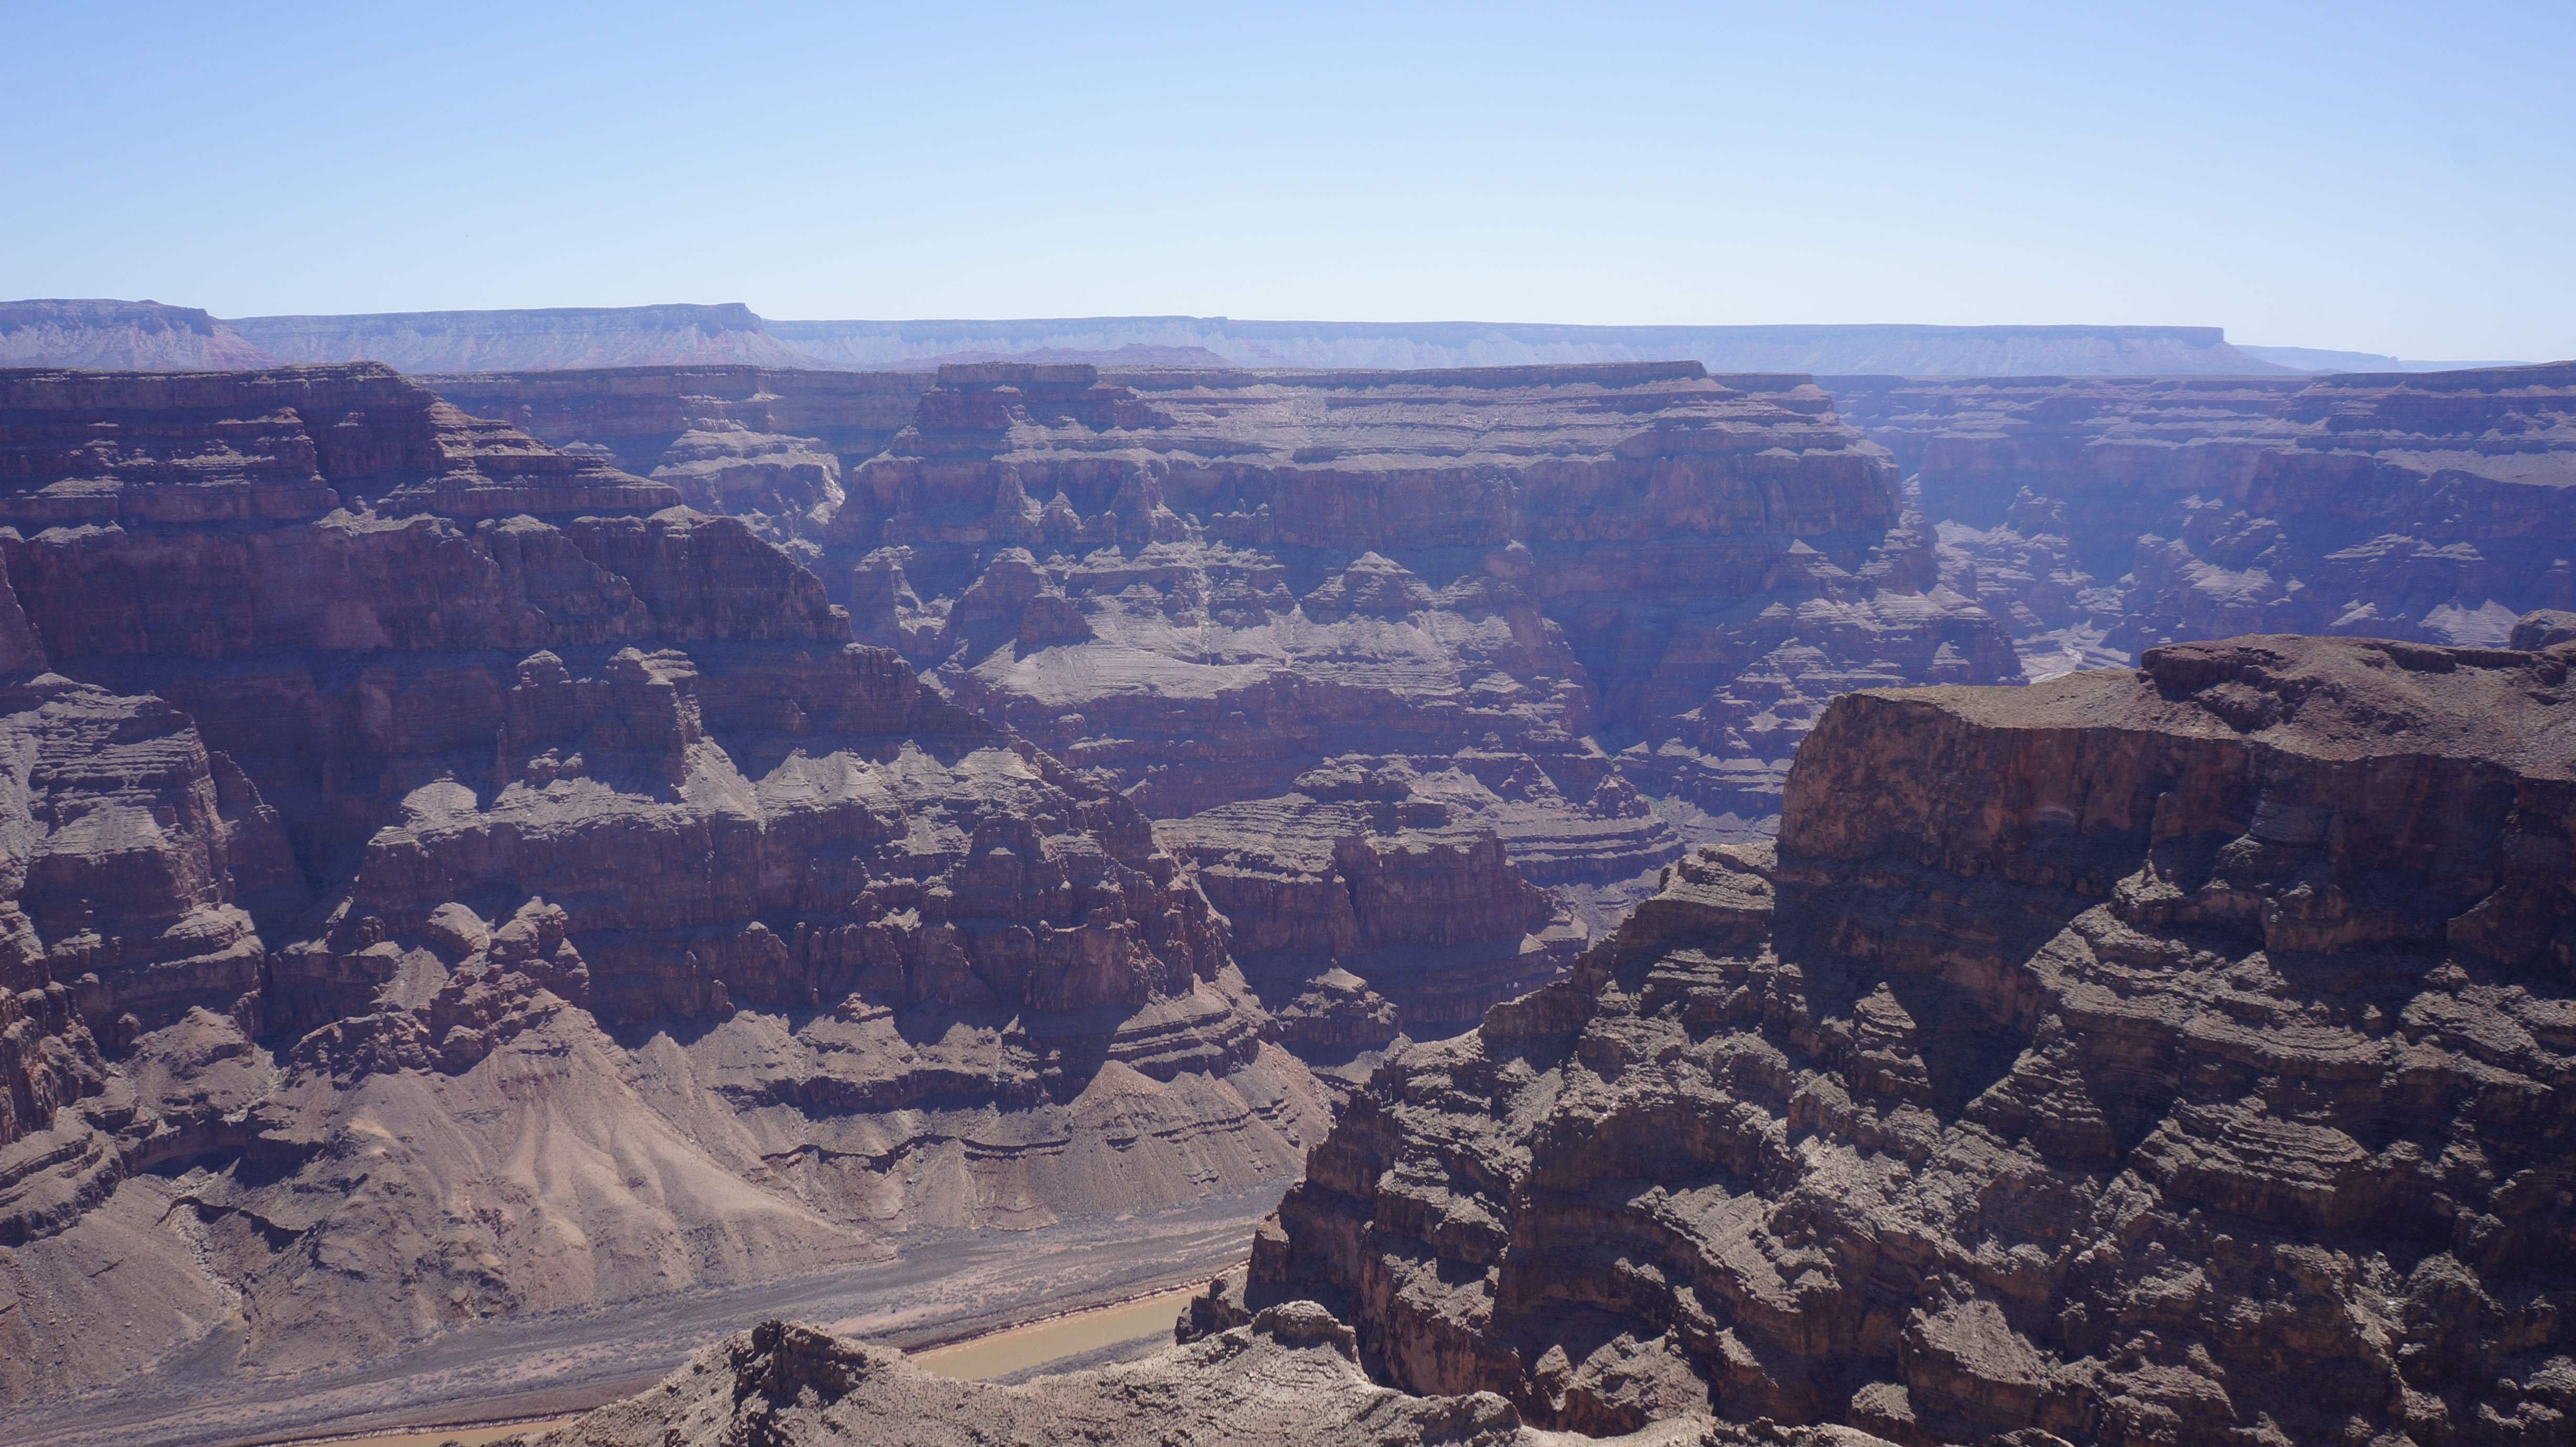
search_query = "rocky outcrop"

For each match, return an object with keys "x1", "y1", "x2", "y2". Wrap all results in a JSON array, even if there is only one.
[
  {"x1": 501, "y1": 1309, "x2": 1894, "y2": 1447},
  {"x1": 1251, "y1": 628, "x2": 2576, "y2": 1445},
  {"x1": 0, "y1": 364, "x2": 1327, "y2": 1410},
  {"x1": 1831, "y1": 363, "x2": 2576, "y2": 676}
]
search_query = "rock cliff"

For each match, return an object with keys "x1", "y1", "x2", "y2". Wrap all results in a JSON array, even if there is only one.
[
  {"x1": 1830, "y1": 363, "x2": 2576, "y2": 677},
  {"x1": 433, "y1": 360, "x2": 2020, "y2": 1049},
  {"x1": 0, "y1": 363, "x2": 1326, "y2": 1409},
  {"x1": 1250, "y1": 628, "x2": 2576, "y2": 1444}
]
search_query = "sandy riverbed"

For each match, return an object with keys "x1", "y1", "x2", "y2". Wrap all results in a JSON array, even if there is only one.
[
  {"x1": 18, "y1": 1186, "x2": 1280, "y2": 1447},
  {"x1": 271, "y1": 1280, "x2": 1212, "y2": 1447},
  {"x1": 906, "y1": 1282, "x2": 1203, "y2": 1381}
]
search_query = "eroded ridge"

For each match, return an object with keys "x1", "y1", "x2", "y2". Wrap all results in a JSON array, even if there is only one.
[
  {"x1": 1251, "y1": 627, "x2": 2576, "y2": 1445},
  {"x1": 0, "y1": 364, "x2": 1326, "y2": 1410}
]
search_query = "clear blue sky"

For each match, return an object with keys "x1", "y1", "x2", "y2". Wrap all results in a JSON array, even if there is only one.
[{"x1": 5, "y1": 1, "x2": 2569, "y2": 360}]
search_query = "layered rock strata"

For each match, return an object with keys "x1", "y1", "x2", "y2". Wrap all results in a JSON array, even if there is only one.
[
  {"x1": 1830, "y1": 363, "x2": 2576, "y2": 675},
  {"x1": 502, "y1": 1308, "x2": 1893, "y2": 1447},
  {"x1": 1251, "y1": 628, "x2": 2576, "y2": 1445},
  {"x1": 865, "y1": 362, "x2": 2014, "y2": 951},
  {"x1": 0, "y1": 364, "x2": 1326, "y2": 1408},
  {"x1": 421, "y1": 365, "x2": 932, "y2": 566},
  {"x1": 433, "y1": 360, "x2": 2020, "y2": 1040}
]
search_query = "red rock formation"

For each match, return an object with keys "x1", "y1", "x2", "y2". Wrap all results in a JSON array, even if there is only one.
[
  {"x1": 0, "y1": 364, "x2": 1326, "y2": 1410},
  {"x1": 1251, "y1": 626, "x2": 2576, "y2": 1445}
]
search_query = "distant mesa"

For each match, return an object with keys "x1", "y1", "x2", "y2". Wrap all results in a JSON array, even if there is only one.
[
  {"x1": 2239, "y1": 342, "x2": 2535, "y2": 373},
  {"x1": 778, "y1": 317, "x2": 2306, "y2": 376},
  {"x1": 225, "y1": 300, "x2": 823, "y2": 372},
  {"x1": 0, "y1": 296, "x2": 2391, "y2": 376},
  {"x1": 0, "y1": 298, "x2": 281, "y2": 370}
]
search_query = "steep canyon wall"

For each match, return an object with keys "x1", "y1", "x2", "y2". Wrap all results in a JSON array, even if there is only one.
[
  {"x1": 1250, "y1": 629, "x2": 2576, "y2": 1445},
  {"x1": 434, "y1": 360, "x2": 2023, "y2": 1059},
  {"x1": 0, "y1": 363, "x2": 1327, "y2": 1407}
]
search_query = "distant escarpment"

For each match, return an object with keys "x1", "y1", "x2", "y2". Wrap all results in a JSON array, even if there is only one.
[
  {"x1": 763, "y1": 318, "x2": 2300, "y2": 377},
  {"x1": 229, "y1": 303, "x2": 825, "y2": 373},
  {"x1": 1, "y1": 299, "x2": 281, "y2": 371},
  {"x1": 437, "y1": 360, "x2": 2020, "y2": 1051},
  {"x1": 0, "y1": 363, "x2": 1325, "y2": 1409},
  {"x1": 1251, "y1": 628, "x2": 2576, "y2": 1444},
  {"x1": 7, "y1": 300, "x2": 2297, "y2": 377},
  {"x1": 1830, "y1": 362, "x2": 2576, "y2": 676}
]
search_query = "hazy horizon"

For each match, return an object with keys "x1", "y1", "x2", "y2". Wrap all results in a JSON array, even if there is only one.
[{"x1": 7, "y1": 2, "x2": 2569, "y2": 361}]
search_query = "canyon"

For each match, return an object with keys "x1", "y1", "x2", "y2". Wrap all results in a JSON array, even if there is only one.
[
  {"x1": 1830, "y1": 363, "x2": 2576, "y2": 672},
  {"x1": 1244, "y1": 626, "x2": 2576, "y2": 1445},
  {"x1": 3, "y1": 347, "x2": 2571, "y2": 1446},
  {"x1": 414, "y1": 357, "x2": 2025, "y2": 1058},
  {"x1": 481, "y1": 617, "x2": 2576, "y2": 1447},
  {"x1": 0, "y1": 363, "x2": 1325, "y2": 1423}
]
